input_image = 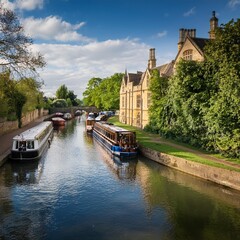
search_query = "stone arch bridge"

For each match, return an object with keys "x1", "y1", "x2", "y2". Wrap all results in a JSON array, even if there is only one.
[{"x1": 49, "y1": 106, "x2": 99, "y2": 115}]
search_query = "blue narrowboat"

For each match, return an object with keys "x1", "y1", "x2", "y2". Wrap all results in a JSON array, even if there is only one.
[{"x1": 93, "y1": 121, "x2": 138, "y2": 158}]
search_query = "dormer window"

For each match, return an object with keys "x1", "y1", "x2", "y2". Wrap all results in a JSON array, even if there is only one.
[{"x1": 183, "y1": 49, "x2": 193, "y2": 60}]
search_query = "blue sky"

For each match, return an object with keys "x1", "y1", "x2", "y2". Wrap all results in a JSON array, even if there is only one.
[{"x1": 2, "y1": 0, "x2": 240, "y2": 98}]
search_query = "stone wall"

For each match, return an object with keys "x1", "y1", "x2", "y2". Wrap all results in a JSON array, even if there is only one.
[
  {"x1": 0, "y1": 120, "x2": 18, "y2": 135},
  {"x1": 0, "y1": 109, "x2": 48, "y2": 136},
  {"x1": 139, "y1": 145, "x2": 240, "y2": 191}
]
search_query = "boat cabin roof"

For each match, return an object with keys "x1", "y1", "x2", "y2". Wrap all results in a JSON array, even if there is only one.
[
  {"x1": 13, "y1": 121, "x2": 52, "y2": 141},
  {"x1": 87, "y1": 116, "x2": 95, "y2": 120},
  {"x1": 95, "y1": 121, "x2": 134, "y2": 134}
]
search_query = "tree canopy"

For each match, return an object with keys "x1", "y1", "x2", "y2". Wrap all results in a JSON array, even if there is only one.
[
  {"x1": 0, "y1": 72, "x2": 45, "y2": 127},
  {"x1": 147, "y1": 18, "x2": 240, "y2": 158},
  {"x1": 83, "y1": 73, "x2": 123, "y2": 110},
  {"x1": 55, "y1": 84, "x2": 79, "y2": 106},
  {"x1": 0, "y1": 4, "x2": 45, "y2": 77}
]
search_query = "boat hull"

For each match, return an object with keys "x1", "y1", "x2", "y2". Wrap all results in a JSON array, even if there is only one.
[
  {"x1": 93, "y1": 130, "x2": 137, "y2": 158},
  {"x1": 52, "y1": 117, "x2": 66, "y2": 126}
]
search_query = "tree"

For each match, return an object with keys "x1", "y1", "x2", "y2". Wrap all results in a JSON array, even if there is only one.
[
  {"x1": 83, "y1": 73, "x2": 123, "y2": 110},
  {"x1": 147, "y1": 19, "x2": 240, "y2": 158},
  {"x1": 56, "y1": 84, "x2": 69, "y2": 99},
  {"x1": 165, "y1": 60, "x2": 208, "y2": 146},
  {"x1": 67, "y1": 90, "x2": 78, "y2": 106},
  {"x1": 83, "y1": 77, "x2": 102, "y2": 107},
  {"x1": 2, "y1": 74, "x2": 26, "y2": 127},
  {"x1": 55, "y1": 84, "x2": 79, "y2": 106},
  {"x1": 16, "y1": 78, "x2": 43, "y2": 113},
  {"x1": 51, "y1": 99, "x2": 68, "y2": 108},
  {"x1": 99, "y1": 73, "x2": 123, "y2": 110},
  {"x1": 14, "y1": 90, "x2": 26, "y2": 128},
  {"x1": 146, "y1": 69, "x2": 169, "y2": 133},
  {"x1": 203, "y1": 19, "x2": 240, "y2": 157},
  {"x1": 0, "y1": 72, "x2": 10, "y2": 118},
  {"x1": 0, "y1": 4, "x2": 45, "y2": 77}
]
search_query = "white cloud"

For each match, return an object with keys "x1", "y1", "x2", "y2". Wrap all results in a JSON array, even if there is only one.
[
  {"x1": 1, "y1": 0, "x2": 44, "y2": 10},
  {"x1": 157, "y1": 30, "x2": 167, "y2": 38},
  {"x1": 1, "y1": 0, "x2": 173, "y2": 100},
  {"x1": 1, "y1": 0, "x2": 15, "y2": 10},
  {"x1": 15, "y1": 0, "x2": 44, "y2": 10},
  {"x1": 228, "y1": 0, "x2": 240, "y2": 8},
  {"x1": 183, "y1": 7, "x2": 196, "y2": 17},
  {"x1": 31, "y1": 39, "x2": 151, "y2": 98},
  {"x1": 22, "y1": 16, "x2": 93, "y2": 43}
]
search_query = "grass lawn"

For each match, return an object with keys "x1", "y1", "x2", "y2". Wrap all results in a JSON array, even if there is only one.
[{"x1": 108, "y1": 116, "x2": 240, "y2": 172}]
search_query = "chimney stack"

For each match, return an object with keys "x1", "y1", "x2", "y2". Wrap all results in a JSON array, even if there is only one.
[
  {"x1": 209, "y1": 11, "x2": 218, "y2": 39},
  {"x1": 148, "y1": 48, "x2": 156, "y2": 69},
  {"x1": 178, "y1": 28, "x2": 196, "y2": 51}
]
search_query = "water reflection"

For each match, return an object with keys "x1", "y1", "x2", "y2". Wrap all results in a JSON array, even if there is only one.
[
  {"x1": 137, "y1": 159, "x2": 240, "y2": 240},
  {"x1": 94, "y1": 139, "x2": 137, "y2": 181},
  {"x1": 11, "y1": 159, "x2": 44, "y2": 185},
  {"x1": 0, "y1": 118, "x2": 240, "y2": 240}
]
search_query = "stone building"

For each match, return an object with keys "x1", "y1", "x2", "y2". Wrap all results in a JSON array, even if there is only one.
[{"x1": 119, "y1": 11, "x2": 218, "y2": 129}]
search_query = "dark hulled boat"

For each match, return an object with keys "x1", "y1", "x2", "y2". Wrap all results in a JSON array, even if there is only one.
[{"x1": 93, "y1": 121, "x2": 138, "y2": 158}]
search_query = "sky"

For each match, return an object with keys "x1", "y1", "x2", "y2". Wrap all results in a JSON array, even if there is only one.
[{"x1": 2, "y1": 0, "x2": 240, "y2": 98}]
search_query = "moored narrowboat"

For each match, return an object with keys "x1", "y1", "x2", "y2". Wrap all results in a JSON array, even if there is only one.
[
  {"x1": 52, "y1": 117, "x2": 66, "y2": 126},
  {"x1": 10, "y1": 121, "x2": 53, "y2": 161},
  {"x1": 93, "y1": 121, "x2": 138, "y2": 158},
  {"x1": 63, "y1": 113, "x2": 72, "y2": 120},
  {"x1": 86, "y1": 112, "x2": 95, "y2": 133}
]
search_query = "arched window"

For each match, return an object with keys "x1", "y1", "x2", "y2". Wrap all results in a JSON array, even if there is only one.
[
  {"x1": 183, "y1": 49, "x2": 193, "y2": 60},
  {"x1": 147, "y1": 92, "x2": 151, "y2": 108},
  {"x1": 136, "y1": 95, "x2": 141, "y2": 108},
  {"x1": 122, "y1": 96, "x2": 125, "y2": 107},
  {"x1": 136, "y1": 112, "x2": 141, "y2": 126}
]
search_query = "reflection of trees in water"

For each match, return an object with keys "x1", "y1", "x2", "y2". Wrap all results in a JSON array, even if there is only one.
[
  {"x1": 0, "y1": 157, "x2": 45, "y2": 239},
  {"x1": 84, "y1": 132, "x2": 93, "y2": 146},
  {"x1": 0, "y1": 163, "x2": 14, "y2": 219},
  {"x1": 54, "y1": 118, "x2": 77, "y2": 138},
  {"x1": 137, "y1": 159, "x2": 240, "y2": 240}
]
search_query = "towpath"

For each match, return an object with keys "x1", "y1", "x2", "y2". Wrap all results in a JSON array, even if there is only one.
[{"x1": 149, "y1": 135, "x2": 240, "y2": 170}]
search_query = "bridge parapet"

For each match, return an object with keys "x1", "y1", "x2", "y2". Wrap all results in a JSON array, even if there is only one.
[{"x1": 50, "y1": 106, "x2": 98, "y2": 115}]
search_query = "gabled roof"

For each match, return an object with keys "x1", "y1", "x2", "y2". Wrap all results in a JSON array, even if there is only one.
[
  {"x1": 130, "y1": 72, "x2": 143, "y2": 86},
  {"x1": 122, "y1": 72, "x2": 143, "y2": 86},
  {"x1": 190, "y1": 37, "x2": 209, "y2": 52},
  {"x1": 153, "y1": 60, "x2": 175, "y2": 77},
  {"x1": 174, "y1": 36, "x2": 209, "y2": 62}
]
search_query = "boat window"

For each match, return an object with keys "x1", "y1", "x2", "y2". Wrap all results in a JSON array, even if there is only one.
[
  {"x1": 27, "y1": 141, "x2": 34, "y2": 149},
  {"x1": 19, "y1": 141, "x2": 27, "y2": 151}
]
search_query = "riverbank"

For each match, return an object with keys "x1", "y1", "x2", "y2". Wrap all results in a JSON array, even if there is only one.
[
  {"x1": 0, "y1": 114, "x2": 54, "y2": 167},
  {"x1": 108, "y1": 116, "x2": 240, "y2": 191},
  {"x1": 139, "y1": 145, "x2": 240, "y2": 191}
]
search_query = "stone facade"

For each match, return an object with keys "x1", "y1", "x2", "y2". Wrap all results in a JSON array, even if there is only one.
[{"x1": 119, "y1": 11, "x2": 218, "y2": 129}]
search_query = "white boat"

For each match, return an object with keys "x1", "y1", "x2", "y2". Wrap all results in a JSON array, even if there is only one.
[
  {"x1": 63, "y1": 112, "x2": 72, "y2": 120},
  {"x1": 10, "y1": 121, "x2": 53, "y2": 161}
]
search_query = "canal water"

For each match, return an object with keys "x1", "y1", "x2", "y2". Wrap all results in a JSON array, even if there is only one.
[{"x1": 0, "y1": 117, "x2": 240, "y2": 240}]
